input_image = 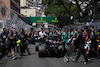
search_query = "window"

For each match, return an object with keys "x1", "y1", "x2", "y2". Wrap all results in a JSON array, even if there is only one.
[{"x1": 25, "y1": 11, "x2": 27, "y2": 13}]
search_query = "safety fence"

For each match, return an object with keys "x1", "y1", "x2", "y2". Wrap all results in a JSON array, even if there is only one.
[
  {"x1": 63, "y1": 20, "x2": 100, "y2": 31},
  {"x1": 0, "y1": 0, "x2": 32, "y2": 32},
  {"x1": 4, "y1": 10, "x2": 32, "y2": 31}
]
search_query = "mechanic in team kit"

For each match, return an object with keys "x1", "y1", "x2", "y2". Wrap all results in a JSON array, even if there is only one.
[
  {"x1": 39, "y1": 29, "x2": 46, "y2": 42},
  {"x1": 89, "y1": 26, "x2": 99, "y2": 60},
  {"x1": 5, "y1": 30, "x2": 17, "y2": 60},
  {"x1": 24, "y1": 31, "x2": 30, "y2": 55},
  {"x1": 73, "y1": 28, "x2": 89, "y2": 64},
  {"x1": 0, "y1": 28, "x2": 8, "y2": 58},
  {"x1": 19, "y1": 28, "x2": 26, "y2": 56},
  {"x1": 62, "y1": 30, "x2": 68, "y2": 45},
  {"x1": 1, "y1": 28, "x2": 8, "y2": 44}
]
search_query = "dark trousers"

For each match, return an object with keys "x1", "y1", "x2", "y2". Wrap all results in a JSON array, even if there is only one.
[
  {"x1": 88, "y1": 40, "x2": 100, "y2": 59},
  {"x1": 24, "y1": 44, "x2": 30, "y2": 54},
  {"x1": 76, "y1": 47, "x2": 88, "y2": 62},
  {"x1": 20, "y1": 45, "x2": 24, "y2": 55},
  {"x1": 16, "y1": 46, "x2": 19, "y2": 52}
]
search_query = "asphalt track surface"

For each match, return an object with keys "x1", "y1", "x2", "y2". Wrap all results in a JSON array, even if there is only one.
[{"x1": 0, "y1": 44, "x2": 100, "y2": 67}]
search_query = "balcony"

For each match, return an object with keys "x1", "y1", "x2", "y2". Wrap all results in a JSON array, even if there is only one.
[
  {"x1": 11, "y1": 0, "x2": 20, "y2": 9},
  {"x1": 26, "y1": 1, "x2": 34, "y2": 7}
]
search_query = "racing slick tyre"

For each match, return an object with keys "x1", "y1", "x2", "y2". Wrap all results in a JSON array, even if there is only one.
[
  {"x1": 38, "y1": 45, "x2": 46, "y2": 57},
  {"x1": 35, "y1": 42, "x2": 40, "y2": 51}
]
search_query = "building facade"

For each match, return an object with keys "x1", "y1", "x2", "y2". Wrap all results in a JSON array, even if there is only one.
[
  {"x1": 20, "y1": 0, "x2": 43, "y2": 17},
  {"x1": 20, "y1": 0, "x2": 26, "y2": 7},
  {"x1": 0, "y1": 0, "x2": 10, "y2": 20},
  {"x1": 0, "y1": 0, "x2": 21, "y2": 31},
  {"x1": 11, "y1": 0, "x2": 20, "y2": 15},
  {"x1": 21, "y1": 8, "x2": 36, "y2": 17}
]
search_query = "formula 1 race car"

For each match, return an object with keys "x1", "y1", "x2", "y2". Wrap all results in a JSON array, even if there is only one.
[{"x1": 38, "y1": 40, "x2": 65, "y2": 57}]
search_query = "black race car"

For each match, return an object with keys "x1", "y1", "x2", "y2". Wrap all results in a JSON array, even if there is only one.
[{"x1": 38, "y1": 39, "x2": 65, "y2": 57}]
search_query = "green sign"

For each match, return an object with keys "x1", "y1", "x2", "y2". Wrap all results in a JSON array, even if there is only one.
[{"x1": 29, "y1": 17, "x2": 58, "y2": 23}]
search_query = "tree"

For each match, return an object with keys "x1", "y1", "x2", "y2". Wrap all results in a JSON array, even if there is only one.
[
  {"x1": 74, "y1": 0, "x2": 99, "y2": 23},
  {"x1": 42, "y1": 0, "x2": 77, "y2": 28}
]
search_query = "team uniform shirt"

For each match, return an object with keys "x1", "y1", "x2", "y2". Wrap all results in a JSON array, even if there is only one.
[
  {"x1": 39, "y1": 31, "x2": 46, "y2": 38},
  {"x1": 19, "y1": 32, "x2": 25, "y2": 43},
  {"x1": 90, "y1": 30, "x2": 97, "y2": 40},
  {"x1": 76, "y1": 32, "x2": 85, "y2": 50},
  {"x1": 5, "y1": 33, "x2": 15, "y2": 49},
  {"x1": 62, "y1": 32, "x2": 68, "y2": 44},
  {"x1": 5, "y1": 33, "x2": 13, "y2": 44},
  {"x1": 49, "y1": 32, "x2": 54, "y2": 40},
  {"x1": 1, "y1": 32, "x2": 8, "y2": 43}
]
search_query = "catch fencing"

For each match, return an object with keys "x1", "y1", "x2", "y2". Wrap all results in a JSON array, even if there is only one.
[
  {"x1": 63, "y1": 20, "x2": 100, "y2": 31},
  {"x1": 0, "y1": 0, "x2": 32, "y2": 32}
]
